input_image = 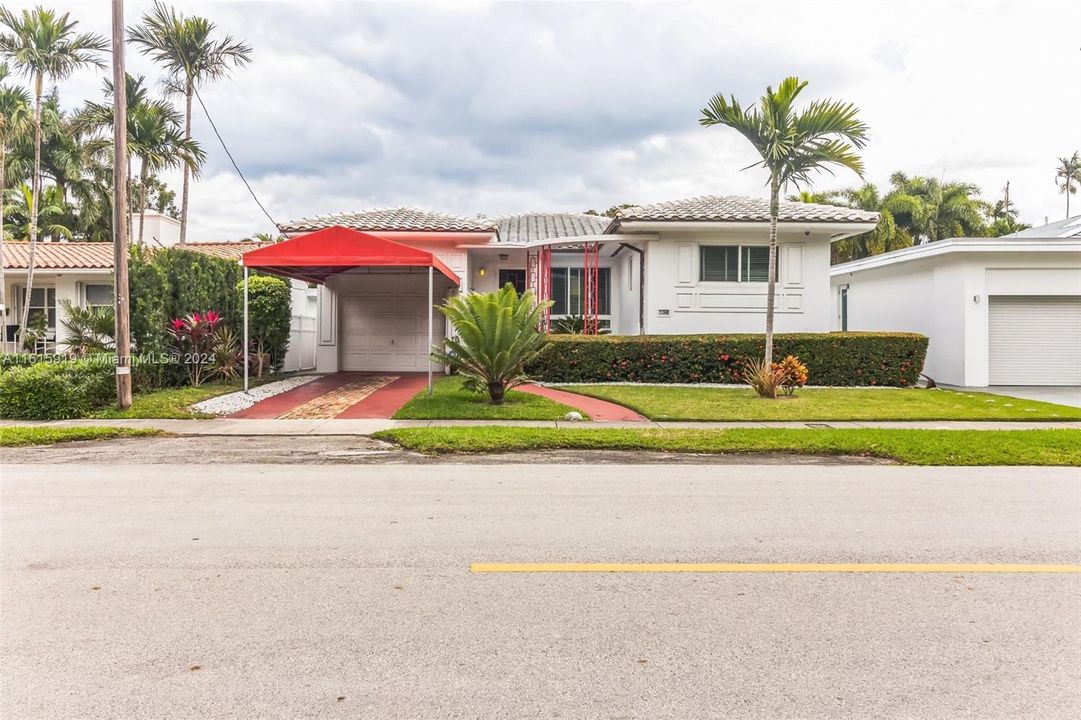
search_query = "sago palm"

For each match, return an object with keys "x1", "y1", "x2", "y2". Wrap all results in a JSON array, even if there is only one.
[
  {"x1": 431, "y1": 285, "x2": 553, "y2": 404},
  {"x1": 1055, "y1": 152, "x2": 1081, "y2": 218},
  {"x1": 128, "y1": 2, "x2": 251, "y2": 242},
  {"x1": 700, "y1": 77, "x2": 868, "y2": 368},
  {"x1": 0, "y1": 5, "x2": 106, "y2": 348}
]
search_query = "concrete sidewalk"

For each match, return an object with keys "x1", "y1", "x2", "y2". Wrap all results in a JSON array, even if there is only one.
[{"x1": 3, "y1": 417, "x2": 1080, "y2": 434}]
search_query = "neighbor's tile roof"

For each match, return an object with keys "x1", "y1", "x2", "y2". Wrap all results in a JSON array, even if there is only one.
[
  {"x1": 2, "y1": 241, "x2": 114, "y2": 270},
  {"x1": 1001, "y1": 215, "x2": 1081, "y2": 239},
  {"x1": 611, "y1": 195, "x2": 880, "y2": 225},
  {"x1": 2, "y1": 240, "x2": 272, "y2": 270},
  {"x1": 180, "y1": 240, "x2": 272, "y2": 260},
  {"x1": 280, "y1": 207, "x2": 497, "y2": 234},
  {"x1": 492, "y1": 213, "x2": 609, "y2": 244}
]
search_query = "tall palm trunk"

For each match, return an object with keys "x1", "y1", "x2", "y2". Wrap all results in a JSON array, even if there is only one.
[
  {"x1": 0, "y1": 142, "x2": 6, "y2": 352},
  {"x1": 17, "y1": 72, "x2": 42, "y2": 351},
  {"x1": 763, "y1": 176, "x2": 779, "y2": 366},
  {"x1": 179, "y1": 81, "x2": 193, "y2": 244},
  {"x1": 137, "y1": 156, "x2": 148, "y2": 243}
]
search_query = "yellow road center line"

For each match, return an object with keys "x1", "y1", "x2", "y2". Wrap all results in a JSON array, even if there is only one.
[{"x1": 470, "y1": 563, "x2": 1081, "y2": 574}]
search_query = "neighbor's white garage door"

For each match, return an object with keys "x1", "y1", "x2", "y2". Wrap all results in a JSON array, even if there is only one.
[
  {"x1": 988, "y1": 296, "x2": 1081, "y2": 385},
  {"x1": 339, "y1": 291, "x2": 444, "y2": 372}
]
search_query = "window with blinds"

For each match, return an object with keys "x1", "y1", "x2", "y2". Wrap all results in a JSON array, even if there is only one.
[{"x1": 700, "y1": 245, "x2": 772, "y2": 283}]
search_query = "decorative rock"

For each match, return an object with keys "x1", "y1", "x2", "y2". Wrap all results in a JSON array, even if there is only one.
[
  {"x1": 191, "y1": 375, "x2": 320, "y2": 415},
  {"x1": 564, "y1": 411, "x2": 584, "y2": 422}
]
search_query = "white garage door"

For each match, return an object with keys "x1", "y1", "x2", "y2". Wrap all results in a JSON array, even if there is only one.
[
  {"x1": 339, "y1": 291, "x2": 444, "y2": 372},
  {"x1": 988, "y1": 296, "x2": 1081, "y2": 385}
]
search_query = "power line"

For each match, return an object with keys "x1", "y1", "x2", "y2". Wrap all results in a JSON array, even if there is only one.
[{"x1": 192, "y1": 85, "x2": 282, "y2": 233}]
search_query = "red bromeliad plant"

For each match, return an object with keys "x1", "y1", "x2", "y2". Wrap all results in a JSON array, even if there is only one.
[{"x1": 166, "y1": 311, "x2": 222, "y2": 387}]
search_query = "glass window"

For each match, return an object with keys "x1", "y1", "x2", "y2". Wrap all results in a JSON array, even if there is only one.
[
  {"x1": 23, "y1": 287, "x2": 57, "y2": 329},
  {"x1": 700, "y1": 246, "x2": 739, "y2": 282},
  {"x1": 549, "y1": 267, "x2": 610, "y2": 317},
  {"x1": 741, "y1": 246, "x2": 770, "y2": 283},
  {"x1": 85, "y1": 284, "x2": 113, "y2": 309},
  {"x1": 550, "y1": 268, "x2": 568, "y2": 315},
  {"x1": 497, "y1": 269, "x2": 526, "y2": 294}
]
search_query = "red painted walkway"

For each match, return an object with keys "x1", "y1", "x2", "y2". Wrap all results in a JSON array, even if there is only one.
[
  {"x1": 229, "y1": 373, "x2": 356, "y2": 419},
  {"x1": 517, "y1": 384, "x2": 648, "y2": 422},
  {"x1": 231, "y1": 373, "x2": 434, "y2": 420},
  {"x1": 335, "y1": 374, "x2": 430, "y2": 419}
]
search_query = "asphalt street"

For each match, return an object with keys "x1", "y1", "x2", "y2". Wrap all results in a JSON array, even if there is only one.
[{"x1": 2, "y1": 462, "x2": 1079, "y2": 719}]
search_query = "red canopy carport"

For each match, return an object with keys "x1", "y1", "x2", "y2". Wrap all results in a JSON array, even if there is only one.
[{"x1": 240, "y1": 226, "x2": 461, "y2": 394}]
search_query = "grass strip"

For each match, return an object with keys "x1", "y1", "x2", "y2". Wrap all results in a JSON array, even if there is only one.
[
  {"x1": 372, "y1": 427, "x2": 1081, "y2": 466},
  {"x1": 0, "y1": 426, "x2": 161, "y2": 447},
  {"x1": 554, "y1": 385, "x2": 1081, "y2": 422}
]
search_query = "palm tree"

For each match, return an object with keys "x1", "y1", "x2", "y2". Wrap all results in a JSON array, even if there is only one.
[
  {"x1": 0, "y1": 63, "x2": 31, "y2": 350},
  {"x1": 700, "y1": 77, "x2": 868, "y2": 369},
  {"x1": 81, "y1": 74, "x2": 204, "y2": 243},
  {"x1": 4, "y1": 183, "x2": 74, "y2": 240},
  {"x1": 128, "y1": 2, "x2": 251, "y2": 243},
  {"x1": 0, "y1": 6, "x2": 106, "y2": 348},
  {"x1": 431, "y1": 285, "x2": 553, "y2": 404},
  {"x1": 882, "y1": 173, "x2": 989, "y2": 243},
  {"x1": 1055, "y1": 152, "x2": 1081, "y2": 218}
]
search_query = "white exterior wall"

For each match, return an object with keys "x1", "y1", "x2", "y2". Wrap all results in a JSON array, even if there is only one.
[
  {"x1": 3, "y1": 270, "x2": 114, "y2": 351},
  {"x1": 134, "y1": 212, "x2": 182, "y2": 247},
  {"x1": 831, "y1": 249, "x2": 1081, "y2": 386},
  {"x1": 642, "y1": 228, "x2": 833, "y2": 335}
]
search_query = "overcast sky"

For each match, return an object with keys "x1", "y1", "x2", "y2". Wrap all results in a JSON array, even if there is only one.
[{"x1": 6, "y1": 0, "x2": 1081, "y2": 239}]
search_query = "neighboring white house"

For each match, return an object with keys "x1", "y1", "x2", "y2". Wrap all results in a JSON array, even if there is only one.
[
  {"x1": 829, "y1": 216, "x2": 1081, "y2": 387},
  {"x1": 272, "y1": 196, "x2": 878, "y2": 374},
  {"x1": 1, "y1": 222, "x2": 317, "y2": 370}
]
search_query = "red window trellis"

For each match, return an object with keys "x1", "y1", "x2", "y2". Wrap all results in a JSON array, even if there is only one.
[
  {"x1": 526, "y1": 245, "x2": 552, "y2": 333},
  {"x1": 527, "y1": 242, "x2": 601, "y2": 335},
  {"x1": 582, "y1": 242, "x2": 600, "y2": 335}
]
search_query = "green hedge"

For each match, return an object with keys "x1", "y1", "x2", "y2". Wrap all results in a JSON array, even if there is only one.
[
  {"x1": 0, "y1": 355, "x2": 165, "y2": 419},
  {"x1": 526, "y1": 332, "x2": 928, "y2": 387},
  {"x1": 0, "y1": 360, "x2": 115, "y2": 420}
]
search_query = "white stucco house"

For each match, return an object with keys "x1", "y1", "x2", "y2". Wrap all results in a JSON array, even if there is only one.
[
  {"x1": 254, "y1": 195, "x2": 878, "y2": 374},
  {"x1": 830, "y1": 216, "x2": 1081, "y2": 387}
]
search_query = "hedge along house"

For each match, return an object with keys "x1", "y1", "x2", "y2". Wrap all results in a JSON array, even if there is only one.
[{"x1": 263, "y1": 197, "x2": 878, "y2": 383}]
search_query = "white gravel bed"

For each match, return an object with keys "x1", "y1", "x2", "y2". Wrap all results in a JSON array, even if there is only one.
[{"x1": 192, "y1": 375, "x2": 321, "y2": 415}]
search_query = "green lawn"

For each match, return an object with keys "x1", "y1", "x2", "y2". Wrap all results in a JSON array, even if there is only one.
[
  {"x1": 90, "y1": 381, "x2": 245, "y2": 419},
  {"x1": 373, "y1": 427, "x2": 1081, "y2": 466},
  {"x1": 0, "y1": 426, "x2": 161, "y2": 447},
  {"x1": 551, "y1": 385, "x2": 1081, "y2": 422},
  {"x1": 394, "y1": 376, "x2": 584, "y2": 420}
]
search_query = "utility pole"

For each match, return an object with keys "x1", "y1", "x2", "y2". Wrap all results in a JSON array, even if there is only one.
[
  {"x1": 111, "y1": 0, "x2": 132, "y2": 409},
  {"x1": 1003, "y1": 181, "x2": 1010, "y2": 216}
]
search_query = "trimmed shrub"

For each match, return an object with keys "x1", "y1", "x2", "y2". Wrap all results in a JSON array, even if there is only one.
[
  {"x1": 0, "y1": 360, "x2": 115, "y2": 420},
  {"x1": 238, "y1": 275, "x2": 291, "y2": 372},
  {"x1": 526, "y1": 332, "x2": 928, "y2": 387}
]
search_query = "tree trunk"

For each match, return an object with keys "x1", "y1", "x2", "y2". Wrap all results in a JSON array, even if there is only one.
[
  {"x1": 179, "y1": 82, "x2": 193, "y2": 243},
  {"x1": 487, "y1": 381, "x2": 506, "y2": 405},
  {"x1": 18, "y1": 73, "x2": 43, "y2": 351},
  {"x1": 0, "y1": 142, "x2": 7, "y2": 352},
  {"x1": 138, "y1": 157, "x2": 148, "y2": 244},
  {"x1": 763, "y1": 176, "x2": 779, "y2": 369}
]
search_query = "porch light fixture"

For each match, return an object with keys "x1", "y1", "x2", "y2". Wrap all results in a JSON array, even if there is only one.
[
  {"x1": 499, "y1": 253, "x2": 508, "y2": 261},
  {"x1": 478, "y1": 266, "x2": 487, "y2": 277}
]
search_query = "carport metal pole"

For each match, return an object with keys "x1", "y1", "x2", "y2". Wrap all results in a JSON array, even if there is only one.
[
  {"x1": 428, "y1": 265, "x2": 434, "y2": 396},
  {"x1": 243, "y1": 266, "x2": 249, "y2": 393}
]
